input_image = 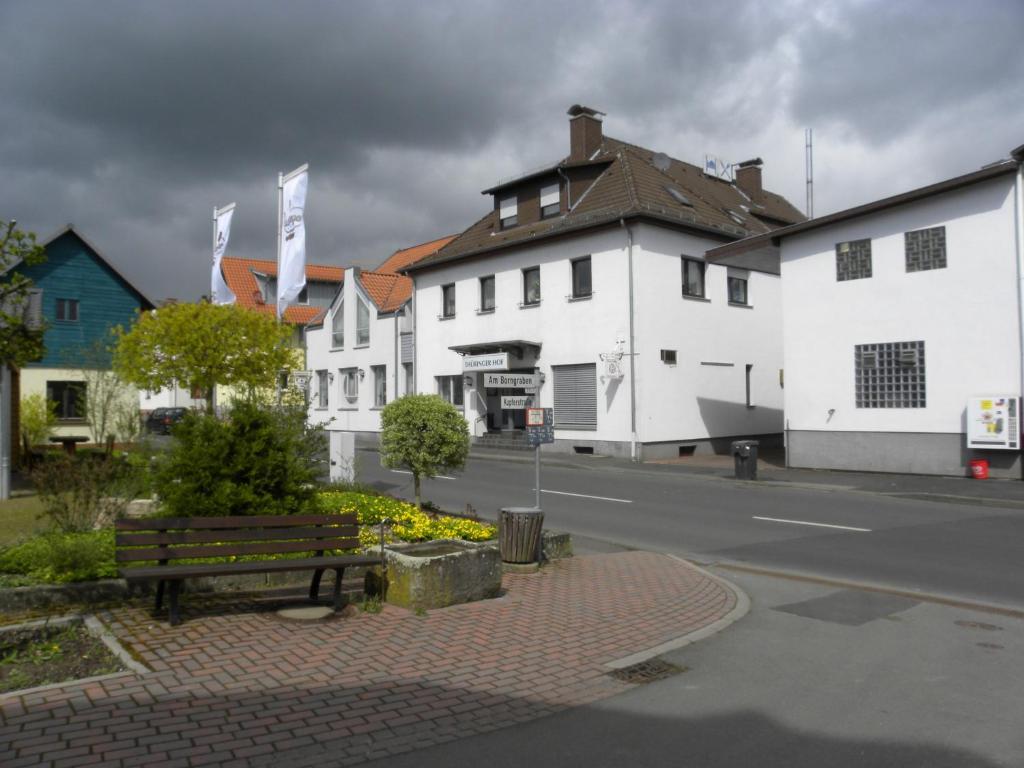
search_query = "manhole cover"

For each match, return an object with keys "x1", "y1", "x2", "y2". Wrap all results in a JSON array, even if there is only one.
[
  {"x1": 955, "y1": 620, "x2": 1002, "y2": 632},
  {"x1": 607, "y1": 659, "x2": 686, "y2": 684}
]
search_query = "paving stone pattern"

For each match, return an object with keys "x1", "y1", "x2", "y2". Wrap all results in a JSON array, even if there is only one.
[{"x1": 0, "y1": 553, "x2": 735, "y2": 768}]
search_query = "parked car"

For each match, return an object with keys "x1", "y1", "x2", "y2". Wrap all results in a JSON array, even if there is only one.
[{"x1": 145, "y1": 407, "x2": 190, "y2": 435}]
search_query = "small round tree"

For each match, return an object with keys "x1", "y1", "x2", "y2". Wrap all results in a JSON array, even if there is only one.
[{"x1": 379, "y1": 394, "x2": 470, "y2": 509}]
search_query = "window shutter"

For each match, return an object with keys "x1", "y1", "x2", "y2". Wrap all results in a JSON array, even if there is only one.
[
  {"x1": 540, "y1": 184, "x2": 559, "y2": 208},
  {"x1": 553, "y1": 363, "x2": 597, "y2": 429}
]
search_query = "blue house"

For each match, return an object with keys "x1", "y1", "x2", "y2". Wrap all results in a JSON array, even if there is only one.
[{"x1": 15, "y1": 225, "x2": 154, "y2": 438}]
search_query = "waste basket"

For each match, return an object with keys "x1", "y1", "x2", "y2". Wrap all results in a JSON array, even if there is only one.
[
  {"x1": 499, "y1": 507, "x2": 545, "y2": 563},
  {"x1": 731, "y1": 440, "x2": 760, "y2": 480},
  {"x1": 969, "y1": 458, "x2": 989, "y2": 479}
]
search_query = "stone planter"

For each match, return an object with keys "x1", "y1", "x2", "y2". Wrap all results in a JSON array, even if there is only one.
[{"x1": 377, "y1": 539, "x2": 502, "y2": 611}]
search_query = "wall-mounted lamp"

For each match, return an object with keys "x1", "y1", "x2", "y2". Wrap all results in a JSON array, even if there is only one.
[
  {"x1": 328, "y1": 373, "x2": 335, "y2": 384},
  {"x1": 358, "y1": 368, "x2": 366, "y2": 380},
  {"x1": 463, "y1": 375, "x2": 474, "y2": 387}
]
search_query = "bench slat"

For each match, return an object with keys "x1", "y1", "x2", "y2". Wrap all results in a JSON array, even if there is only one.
[
  {"x1": 116, "y1": 525, "x2": 358, "y2": 547},
  {"x1": 115, "y1": 537, "x2": 361, "y2": 562},
  {"x1": 115, "y1": 514, "x2": 356, "y2": 531},
  {"x1": 120, "y1": 553, "x2": 381, "y2": 581}
]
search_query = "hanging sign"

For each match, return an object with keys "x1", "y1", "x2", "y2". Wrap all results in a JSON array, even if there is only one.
[
  {"x1": 526, "y1": 407, "x2": 554, "y2": 446},
  {"x1": 484, "y1": 372, "x2": 540, "y2": 388},
  {"x1": 463, "y1": 353, "x2": 508, "y2": 372},
  {"x1": 500, "y1": 395, "x2": 532, "y2": 409}
]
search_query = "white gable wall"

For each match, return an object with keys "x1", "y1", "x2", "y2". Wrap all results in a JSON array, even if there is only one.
[{"x1": 781, "y1": 174, "x2": 1020, "y2": 475}]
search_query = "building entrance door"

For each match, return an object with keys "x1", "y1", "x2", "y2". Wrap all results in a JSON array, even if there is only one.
[{"x1": 484, "y1": 370, "x2": 531, "y2": 432}]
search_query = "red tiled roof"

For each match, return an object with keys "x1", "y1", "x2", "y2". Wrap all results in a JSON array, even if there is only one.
[
  {"x1": 376, "y1": 235, "x2": 456, "y2": 273},
  {"x1": 220, "y1": 257, "x2": 344, "y2": 325},
  {"x1": 359, "y1": 271, "x2": 408, "y2": 313}
]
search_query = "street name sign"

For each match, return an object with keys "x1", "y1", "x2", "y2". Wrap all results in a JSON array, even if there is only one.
[
  {"x1": 484, "y1": 372, "x2": 540, "y2": 388},
  {"x1": 462, "y1": 353, "x2": 509, "y2": 372},
  {"x1": 501, "y1": 395, "x2": 532, "y2": 409}
]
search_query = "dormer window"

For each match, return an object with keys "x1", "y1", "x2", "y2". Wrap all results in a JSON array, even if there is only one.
[
  {"x1": 540, "y1": 183, "x2": 560, "y2": 218},
  {"x1": 499, "y1": 195, "x2": 518, "y2": 229}
]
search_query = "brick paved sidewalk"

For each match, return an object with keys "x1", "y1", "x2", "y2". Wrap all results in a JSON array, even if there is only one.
[{"x1": 0, "y1": 552, "x2": 739, "y2": 768}]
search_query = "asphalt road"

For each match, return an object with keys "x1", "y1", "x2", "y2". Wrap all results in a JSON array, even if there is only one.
[{"x1": 357, "y1": 449, "x2": 1024, "y2": 610}]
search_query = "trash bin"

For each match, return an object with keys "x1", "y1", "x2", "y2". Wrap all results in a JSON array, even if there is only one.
[
  {"x1": 731, "y1": 440, "x2": 760, "y2": 480},
  {"x1": 969, "y1": 458, "x2": 989, "y2": 479},
  {"x1": 499, "y1": 507, "x2": 545, "y2": 563}
]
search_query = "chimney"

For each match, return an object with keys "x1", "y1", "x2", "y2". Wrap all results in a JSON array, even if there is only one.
[
  {"x1": 735, "y1": 158, "x2": 764, "y2": 203},
  {"x1": 568, "y1": 104, "x2": 606, "y2": 161}
]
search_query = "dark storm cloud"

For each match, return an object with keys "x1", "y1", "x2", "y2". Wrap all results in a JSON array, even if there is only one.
[{"x1": 0, "y1": 0, "x2": 1021, "y2": 302}]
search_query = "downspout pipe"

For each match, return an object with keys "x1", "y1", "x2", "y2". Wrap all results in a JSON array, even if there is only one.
[
  {"x1": 620, "y1": 218, "x2": 638, "y2": 462},
  {"x1": 557, "y1": 167, "x2": 572, "y2": 210}
]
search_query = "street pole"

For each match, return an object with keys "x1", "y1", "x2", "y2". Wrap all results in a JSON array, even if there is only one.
[{"x1": 534, "y1": 444, "x2": 540, "y2": 510}]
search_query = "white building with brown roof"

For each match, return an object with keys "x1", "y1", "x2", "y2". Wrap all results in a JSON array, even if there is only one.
[
  {"x1": 405, "y1": 105, "x2": 805, "y2": 460},
  {"x1": 305, "y1": 237, "x2": 454, "y2": 434},
  {"x1": 708, "y1": 144, "x2": 1024, "y2": 477}
]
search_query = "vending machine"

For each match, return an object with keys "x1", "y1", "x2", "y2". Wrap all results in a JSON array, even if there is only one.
[{"x1": 966, "y1": 396, "x2": 1019, "y2": 450}]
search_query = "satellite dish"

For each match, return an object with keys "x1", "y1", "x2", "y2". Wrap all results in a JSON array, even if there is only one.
[{"x1": 652, "y1": 152, "x2": 671, "y2": 171}]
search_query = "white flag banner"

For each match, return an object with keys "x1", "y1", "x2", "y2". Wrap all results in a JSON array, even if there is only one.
[
  {"x1": 211, "y1": 203, "x2": 236, "y2": 305},
  {"x1": 277, "y1": 165, "x2": 308, "y2": 318}
]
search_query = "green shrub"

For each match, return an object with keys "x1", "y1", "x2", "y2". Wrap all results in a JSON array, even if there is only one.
[
  {"x1": 31, "y1": 454, "x2": 146, "y2": 533},
  {"x1": 0, "y1": 530, "x2": 117, "y2": 583},
  {"x1": 19, "y1": 394, "x2": 58, "y2": 451},
  {"x1": 153, "y1": 401, "x2": 324, "y2": 517}
]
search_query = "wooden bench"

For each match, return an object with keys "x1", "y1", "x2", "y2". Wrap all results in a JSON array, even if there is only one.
[{"x1": 115, "y1": 514, "x2": 384, "y2": 625}]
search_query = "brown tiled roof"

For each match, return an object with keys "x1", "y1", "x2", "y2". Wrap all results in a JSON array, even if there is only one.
[
  {"x1": 411, "y1": 136, "x2": 805, "y2": 271},
  {"x1": 376, "y1": 235, "x2": 456, "y2": 273},
  {"x1": 220, "y1": 257, "x2": 344, "y2": 325}
]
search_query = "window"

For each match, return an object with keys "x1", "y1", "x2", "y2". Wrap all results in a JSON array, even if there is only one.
[
  {"x1": 855, "y1": 340, "x2": 926, "y2": 408},
  {"x1": 681, "y1": 257, "x2": 705, "y2": 298},
  {"x1": 522, "y1": 267, "x2": 541, "y2": 306},
  {"x1": 727, "y1": 275, "x2": 748, "y2": 305},
  {"x1": 441, "y1": 283, "x2": 455, "y2": 318},
  {"x1": 372, "y1": 365, "x2": 387, "y2": 407},
  {"x1": 56, "y1": 298, "x2": 79, "y2": 322},
  {"x1": 499, "y1": 195, "x2": 518, "y2": 229},
  {"x1": 356, "y1": 296, "x2": 370, "y2": 346},
  {"x1": 331, "y1": 299, "x2": 344, "y2": 347},
  {"x1": 905, "y1": 226, "x2": 947, "y2": 272},
  {"x1": 552, "y1": 363, "x2": 597, "y2": 429},
  {"x1": 47, "y1": 380, "x2": 85, "y2": 420},
  {"x1": 661, "y1": 349, "x2": 677, "y2": 365},
  {"x1": 836, "y1": 238, "x2": 872, "y2": 281},
  {"x1": 437, "y1": 375, "x2": 464, "y2": 407},
  {"x1": 571, "y1": 257, "x2": 592, "y2": 299},
  {"x1": 340, "y1": 368, "x2": 358, "y2": 402},
  {"x1": 480, "y1": 275, "x2": 495, "y2": 311},
  {"x1": 316, "y1": 370, "x2": 329, "y2": 408},
  {"x1": 540, "y1": 183, "x2": 560, "y2": 218},
  {"x1": 403, "y1": 363, "x2": 413, "y2": 395}
]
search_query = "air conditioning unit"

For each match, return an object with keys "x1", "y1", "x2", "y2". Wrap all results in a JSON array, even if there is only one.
[{"x1": 967, "y1": 396, "x2": 1019, "y2": 450}]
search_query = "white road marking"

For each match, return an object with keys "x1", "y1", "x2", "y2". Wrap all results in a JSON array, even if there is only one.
[
  {"x1": 752, "y1": 515, "x2": 871, "y2": 532},
  {"x1": 534, "y1": 488, "x2": 633, "y2": 504},
  {"x1": 390, "y1": 470, "x2": 456, "y2": 481}
]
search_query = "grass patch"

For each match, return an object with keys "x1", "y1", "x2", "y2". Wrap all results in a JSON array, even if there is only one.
[
  {"x1": 0, "y1": 495, "x2": 46, "y2": 547},
  {"x1": 0, "y1": 622, "x2": 124, "y2": 693}
]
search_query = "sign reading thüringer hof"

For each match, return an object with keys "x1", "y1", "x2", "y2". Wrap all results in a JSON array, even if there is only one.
[
  {"x1": 484, "y1": 372, "x2": 540, "y2": 388},
  {"x1": 462, "y1": 353, "x2": 509, "y2": 372}
]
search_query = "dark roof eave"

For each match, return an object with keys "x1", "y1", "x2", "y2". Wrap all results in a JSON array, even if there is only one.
[
  {"x1": 405, "y1": 210, "x2": 744, "y2": 275},
  {"x1": 479, "y1": 158, "x2": 613, "y2": 195},
  {"x1": 707, "y1": 159, "x2": 1019, "y2": 262}
]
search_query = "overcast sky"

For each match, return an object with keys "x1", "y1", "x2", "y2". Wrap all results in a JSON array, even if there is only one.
[{"x1": 2, "y1": 0, "x2": 1021, "y2": 303}]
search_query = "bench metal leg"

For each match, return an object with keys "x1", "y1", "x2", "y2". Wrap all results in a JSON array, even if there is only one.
[
  {"x1": 155, "y1": 580, "x2": 165, "y2": 611},
  {"x1": 167, "y1": 580, "x2": 182, "y2": 626},
  {"x1": 333, "y1": 568, "x2": 346, "y2": 612},
  {"x1": 309, "y1": 568, "x2": 325, "y2": 601}
]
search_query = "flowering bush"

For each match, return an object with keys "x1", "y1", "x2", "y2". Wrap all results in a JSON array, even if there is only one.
[{"x1": 317, "y1": 491, "x2": 495, "y2": 547}]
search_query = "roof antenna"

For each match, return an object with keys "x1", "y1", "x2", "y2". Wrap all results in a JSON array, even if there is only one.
[{"x1": 805, "y1": 128, "x2": 814, "y2": 218}]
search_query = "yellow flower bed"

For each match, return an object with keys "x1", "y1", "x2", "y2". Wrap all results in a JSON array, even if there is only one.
[{"x1": 318, "y1": 491, "x2": 496, "y2": 549}]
